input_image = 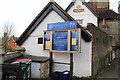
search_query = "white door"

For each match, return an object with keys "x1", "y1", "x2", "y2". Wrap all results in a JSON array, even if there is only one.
[{"x1": 31, "y1": 62, "x2": 40, "y2": 78}]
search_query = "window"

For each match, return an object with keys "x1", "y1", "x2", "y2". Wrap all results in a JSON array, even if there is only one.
[
  {"x1": 38, "y1": 38, "x2": 43, "y2": 44},
  {"x1": 76, "y1": 19, "x2": 83, "y2": 25}
]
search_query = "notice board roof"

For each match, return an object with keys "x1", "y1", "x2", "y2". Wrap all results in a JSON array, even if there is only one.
[{"x1": 47, "y1": 21, "x2": 77, "y2": 30}]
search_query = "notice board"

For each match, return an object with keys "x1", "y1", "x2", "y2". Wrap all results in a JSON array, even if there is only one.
[{"x1": 43, "y1": 28, "x2": 81, "y2": 53}]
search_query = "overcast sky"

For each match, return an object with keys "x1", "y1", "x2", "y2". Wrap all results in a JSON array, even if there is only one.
[{"x1": 0, "y1": 0, "x2": 119, "y2": 37}]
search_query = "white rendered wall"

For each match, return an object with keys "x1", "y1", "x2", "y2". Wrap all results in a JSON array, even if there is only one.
[
  {"x1": 22, "y1": 10, "x2": 92, "y2": 77},
  {"x1": 53, "y1": 38, "x2": 92, "y2": 77},
  {"x1": 22, "y1": 10, "x2": 64, "y2": 57},
  {"x1": 73, "y1": 38, "x2": 92, "y2": 77},
  {"x1": 31, "y1": 62, "x2": 40, "y2": 78},
  {"x1": 67, "y1": 0, "x2": 98, "y2": 27}
]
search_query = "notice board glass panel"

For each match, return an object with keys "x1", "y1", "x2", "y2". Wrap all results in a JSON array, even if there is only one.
[
  {"x1": 70, "y1": 30, "x2": 79, "y2": 52},
  {"x1": 44, "y1": 32, "x2": 50, "y2": 50},
  {"x1": 52, "y1": 31, "x2": 68, "y2": 51}
]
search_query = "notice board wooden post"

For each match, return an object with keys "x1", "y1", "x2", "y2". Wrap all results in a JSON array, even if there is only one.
[
  {"x1": 49, "y1": 52, "x2": 53, "y2": 77},
  {"x1": 70, "y1": 53, "x2": 73, "y2": 79}
]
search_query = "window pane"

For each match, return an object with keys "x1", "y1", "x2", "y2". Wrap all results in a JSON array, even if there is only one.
[
  {"x1": 76, "y1": 20, "x2": 83, "y2": 25},
  {"x1": 38, "y1": 38, "x2": 43, "y2": 44}
]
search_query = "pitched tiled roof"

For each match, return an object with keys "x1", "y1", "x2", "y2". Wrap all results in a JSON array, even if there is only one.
[
  {"x1": 87, "y1": 2, "x2": 118, "y2": 19},
  {"x1": 17, "y1": 1, "x2": 92, "y2": 45},
  {"x1": 66, "y1": 1, "x2": 119, "y2": 20},
  {"x1": 87, "y1": 2, "x2": 119, "y2": 20},
  {"x1": 97, "y1": 9, "x2": 119, "y2": 19}
]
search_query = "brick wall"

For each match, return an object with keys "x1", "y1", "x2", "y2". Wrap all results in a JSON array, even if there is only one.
[
  {"x1": 40, "y1": 61, "x2": 49, "y2": 78},
  {"x1": 98, "y1": 20, "x2": 120, "y2": 47},
  {"x1": 87, "y1": 23, "x2": 112, "y2": 76},
  {"x1": 119, "y1": 15, "x2": 120, "y2": 49}
]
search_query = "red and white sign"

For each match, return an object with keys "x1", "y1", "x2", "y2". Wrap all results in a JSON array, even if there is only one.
[{"x1": 73, "y1": 5, "x2": 84, "y2": 13}]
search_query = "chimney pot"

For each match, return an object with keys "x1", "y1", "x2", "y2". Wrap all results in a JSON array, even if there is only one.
[{"x1": 103, "y1": 18, "x2": 106, "y2": 25}]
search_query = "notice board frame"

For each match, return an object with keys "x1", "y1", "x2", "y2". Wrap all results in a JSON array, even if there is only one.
[{"x1": 43, "y1": 28, "x2": 81, "y2": 53}]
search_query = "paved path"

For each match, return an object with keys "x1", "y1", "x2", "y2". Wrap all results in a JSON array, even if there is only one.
[{"x1": 96, "y1": 49, "x2": 120, "y2": 80}]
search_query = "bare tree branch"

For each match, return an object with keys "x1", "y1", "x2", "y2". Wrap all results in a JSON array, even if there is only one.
[
  {"x1": 1, "y1": 22, "x2": 15, "y2": 52},
  {"x1": 2, "y1": 23, "x2": 14, "y2": 38}
]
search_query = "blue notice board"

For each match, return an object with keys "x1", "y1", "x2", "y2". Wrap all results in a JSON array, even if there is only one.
[
  {"x1": 52, "y1": 31, "x2": 68, "y2": 51},
  {"x1": 47, "y1": 21, "x2": 77, "y2": 30},
  {"x1": 43, "y1": 28, "x2": 81, "y2": 53}
]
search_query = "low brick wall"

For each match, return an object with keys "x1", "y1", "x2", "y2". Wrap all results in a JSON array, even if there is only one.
[{"x1": 40, "y1": 61, "x2": 49, "y2": 78}]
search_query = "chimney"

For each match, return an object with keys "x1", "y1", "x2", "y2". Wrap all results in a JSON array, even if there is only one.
[
  {"x1": 108, "y1": 0, "x2": 109, "y2": 9},
  {"x1": 103, "y1": 18, "x2": 106, "y2": 25},
  {"x1": 50, "y1": 0, "x2": 54, "y2": 2},
  {"x1": 81, "y1": 0, "x2": 85, "y2": 2},
  {"x1": 102, "y1": 18, "x2": 109, "y2": 28},
  {"x1": 90, "y1": 0, "x2": 97, "y2": 12},
  {"x1": 96, "y1": 0, "x2": 109, "y2": 9},
  {"x1": 119, "y1": 1, "x2": 120, "y2": 6},
  {"x1": 73, "y1": 0, "x2": 76, "y2": 2},
  {"x1": 118, "y1": 1, "x2": 120, "y2": 14}
]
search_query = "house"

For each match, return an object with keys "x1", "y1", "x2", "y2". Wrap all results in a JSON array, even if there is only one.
[
  {"x1": 87, "y1": 1, "x2": 119, "y2": 48},
  {"x1": 2, "y1": 33, "x2": 18, "y2": 52},
  {"x1": 7, "y1": 35, "x2": 18, "y2": 49},
  {"x1": 66, "y1": 0, "x2": 119, "y2": 49},
  {"x1": 65, "y1": 0, "x2": 99, "y2": 27},
  {"x1": 98, "y1": 9, "x2": 119, "y2": 47},
  {"x1": 17, "y1": 0, "x2": 113, "y2": 78}
]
